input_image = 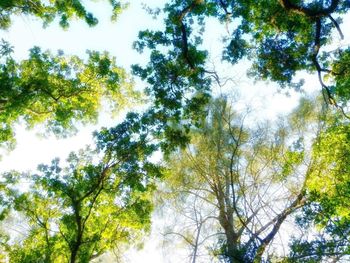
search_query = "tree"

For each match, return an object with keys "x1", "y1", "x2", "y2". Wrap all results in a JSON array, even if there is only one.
[
  {"x1": 2, "y1": 1, "x2": 350, "y2": 262},
  {"x1": 160, "y1": 97, "x2": 327, "y2": 262},
  {"x1": 0, "y1": 113, "x2": 162, "y2": 262},
  {"x1": 160, "y1": 186, "x2": 218, "y2": 263},
  {"x1": 0, "y1": 0, "x2": 133, "y2": 149},
  {"x1": 285, "y1": 114, "x2": 350, "y2": 262},
  {"x1": 131, "y1": 2, "x2": 350, "y2": 261},
  {"x1": 0, "y1": 43, "x2": 136, "y2": 149},
  {"x1": 134, "y1": 0, "x2": 350, "y2": 124},
  {"x1": 0, "y1": 0, "x2": 123, "y2": 29}
]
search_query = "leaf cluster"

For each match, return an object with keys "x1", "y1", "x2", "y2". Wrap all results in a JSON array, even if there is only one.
[{"x1": 0, "y1": 43, "x2": 136, "y2": 149}]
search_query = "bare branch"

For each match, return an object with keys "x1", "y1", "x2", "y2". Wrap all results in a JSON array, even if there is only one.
[{"x1": 328, "y1": 14, "x2": 344, "y2": 39}]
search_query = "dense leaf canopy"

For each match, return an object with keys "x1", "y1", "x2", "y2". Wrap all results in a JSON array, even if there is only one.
[
  {"x1": 135, "y1": 0, "x2": 350, "y2": 120},
  {"x1": 0, "y1": 0, "x2": 136, "y2": 149},
  {"x1": 0, "y1": 0, "x2": 123, "y2": 29},
  {"x1": 0, "y1": 43, "x2": 135, "y2": 149},
  {"x1": 1, "y1": 115, "x2": 161, "y2": 262}
]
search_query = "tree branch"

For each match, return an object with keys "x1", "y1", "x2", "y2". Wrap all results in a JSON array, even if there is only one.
[
  {"x1": 279, "y1": 0, "x2": 340, "y2": 18},
  {"x1": 328, "y1": 14, "x2": 344, "y2": 39}
]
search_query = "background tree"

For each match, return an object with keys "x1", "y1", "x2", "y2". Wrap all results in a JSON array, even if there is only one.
[
  {"x1": 159, "y1": 97, "x2": 327, "y2": 262},
  {"x1": 159, "y1": 187, "x2": 218, "y2": 263}
]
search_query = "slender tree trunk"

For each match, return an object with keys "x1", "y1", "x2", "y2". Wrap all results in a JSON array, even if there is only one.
[
  {"x1": 191, "y1": 221, "x2": 202, "y2": 263},
  {"x1": 44, "y1": 223, "x2": 52, "y2": 263},
  {"x1": 253, "y1": 193, "x2": 305, "y2": 262},
  {"x1": 70, "y1": 229, "x2": 83, "y2": 263},
  {"x1": 70, "y1": 248, "x2": 78, "y2": 263},
  {"x1": 218, "y1": 211, "x2": 243, "y2": 263},
  {"x1": 70, "y1": 201, "x2": 83, "y2": 263},
  {"x1": 215, "y1": 181, "x2": 243, "y2": 263},
  {"x1": 226, "y1": 234, "x2": 236, "y2": 262}
]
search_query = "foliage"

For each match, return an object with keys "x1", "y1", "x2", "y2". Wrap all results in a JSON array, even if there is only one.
[
  {"x1": 287, "y1": 216, "x2": 350, "y2": 262},
  {"x1": 284, "y1": 117, "x2": 350, "y2": 262},
  {"x1": 0, "y1": 0, "x2": 124, "y2": 29},
  {"x1": 159, "y1": 97, "x2": 321, "y2": 262},
  {"x1": 0, "y1": 41, "x2": 136, "y2": 149},
  {"x1": 1, "y1": 115, "x2": 162, "y2": 262},
  {"x1": 1, "y1": 0, "x2": 350, "y2": 262},
  {"x1": 136, "y1": 0, "x2": 350, "y2": 120},
  {"x1": 0, "y1": 0, "x2": 131, "y2": 150}
]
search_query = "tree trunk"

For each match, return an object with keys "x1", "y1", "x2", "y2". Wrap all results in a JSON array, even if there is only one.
[
  {"x1": 191, "y1": 221, "x2": 202, "y2": 263},
  {"x1": 70, "y1": 201, "x2": 83, "y2": 263},
  {"x1": 70, "y1": 230, "x2": 83, "y2": 263},
  {"x1": 218, "y1": 211, "x2": 243, "y2": 263}
]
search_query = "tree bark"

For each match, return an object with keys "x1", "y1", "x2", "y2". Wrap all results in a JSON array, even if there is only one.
[{"x1": 70, "y1": 201, "x2": 83, "y2": 263}]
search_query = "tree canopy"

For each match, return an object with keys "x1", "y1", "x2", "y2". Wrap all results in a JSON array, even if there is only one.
[
  {"x1": 0, "y1": 0, "x2": 133, "y2": 149},
  {"x1": 1, "y1": 112, "x2": 161, "y2": 262},
  {"x1": 135, "y1": 0, "x2": 350, "y2": 119},
  {"x1": 0, "y1": 0, "x2": 123, "y2": 29},
  {"x1": 159, "y1": 97, "x2": 326, "y2": 262},
  {"x1": 0, "y1": 43, "x2": 136, "y2": 149},
  {"x1": 1, "y1": 0, "x2": 350, "y2": 262}
]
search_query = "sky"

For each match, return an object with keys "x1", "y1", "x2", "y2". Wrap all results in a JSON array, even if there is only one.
[{"x1": 1, "y1": 0, "x2": 349, "y2": 262}]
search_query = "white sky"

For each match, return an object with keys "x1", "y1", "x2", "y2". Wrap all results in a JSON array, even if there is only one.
[{"x1": 1, "y1": 0, "x2": 349, "y2": 262}]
